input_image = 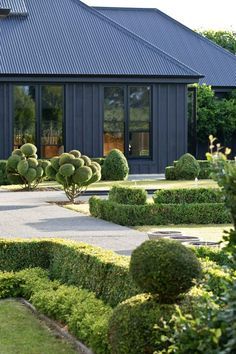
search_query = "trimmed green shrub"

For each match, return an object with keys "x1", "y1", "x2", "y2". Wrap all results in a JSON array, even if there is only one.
[
  {"x1": 6, "y1": 144, "x2": 46, "y2": 190},
  {"x1": 46, "y1": 150, "x2": 101, "y2": 202},
  {"x1": 175, "y1": 153, "x2": 200, "y2": 180},
  {"x1": 153, "y1": 188, "x2": 223, "y2": 204},
  {"x1": 193, "y1": 247, "x2": 232, "y2": 267},
  {"x1": 0, "y1": 239, "x2": 138, "y2": 307},
  {"x1": 165, "y1": 166, "x2": 176, "y2": 180},
  {"x1": 0, "y1": 240, "x2": 52, "y2": 272},
  {"x1": 89, "y1": 197, "x2": 232, "y2": 226},
  {"x1": 109, "y1": 186, "x2": 147, "y2": 205},
  {"x1": 130, "y1": 239, "x2": 202, "y2": 302},
  {"x1": 102, "y1": 149, "x2": 129, "y2": 181},
  {"x1": 0, "y1": 268, "x2": 112, "y2": 354},
  {"x1": 108, "y1": 289, "x2": 209, "y2": 354},
  {"x1": 0, "y1": 160, "x2": 8, "y2": 185},
  {"x1": 92, "y1": 157, "x2": 105, "y2": 166}
]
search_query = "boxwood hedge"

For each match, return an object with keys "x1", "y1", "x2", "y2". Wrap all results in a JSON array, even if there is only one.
[
  {"x1": 89, "y1": 196, "x2": 231, "y2": 226},
  {"x1": 153, "y1": 188, "x2": 223, "y2": 204},
  {"x1": 0, "y1": 239, "x2": 138, "y2": 307}
]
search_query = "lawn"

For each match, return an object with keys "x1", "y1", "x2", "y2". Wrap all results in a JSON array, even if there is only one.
[
  {"x1": 0, "y1": 300, "x2": 77, "y2": 354},
  {"x1": 0, "y1": 178, "x2": 217, "y2": 191}
]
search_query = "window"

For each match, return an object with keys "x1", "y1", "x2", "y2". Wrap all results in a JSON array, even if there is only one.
[
  {"x1": 103, "y1": 87, "x2": 125, "y2": 155},
  {"x1": 13, "y1": 86, "x2": 36, "y2": 149},
  {"x1": 13, "y1": 84, "x2": 64, "y2": 158},
  {"x1": 41, "y1": 85, "x2": 64, "y2": 158},
  {"x1": 103, "y1": 85, "x2": 152, "y2": 158},
  {"x1": 128, "y1": 86, "x2": 151, "y2": 157}
]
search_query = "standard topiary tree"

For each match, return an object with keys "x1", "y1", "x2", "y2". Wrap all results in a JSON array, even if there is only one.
[
  {"x1": 6, "y1": 143, "x2": 46, "y2": 190},
  {"x1": 130, "y1": 239, "x2": 202, "y2": 303},
  {"x1": 175, "y1": 153, "x2": 200, "y2": 180},
  {"x1": 46, "y1": 150, "x2": 101, "y2": 203},
  {"x1": 102, "y1": 149, "x2": 129, "y2": 181}
]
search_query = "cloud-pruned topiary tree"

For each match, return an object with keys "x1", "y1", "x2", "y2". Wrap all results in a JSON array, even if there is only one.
[
  {"x1": 46, "y1": 150, "x2": 101, "y2": 203},
  {"x1": 6, "y1": 143, "x2": 46, "y2": 190}
]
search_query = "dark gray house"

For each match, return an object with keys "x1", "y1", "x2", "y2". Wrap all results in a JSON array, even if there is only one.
[{"x1": 1, "y1": 0, "x2": 236, "y2": 173}]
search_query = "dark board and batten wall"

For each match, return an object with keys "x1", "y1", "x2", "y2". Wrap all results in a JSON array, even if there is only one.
[{"x1": 0, "y1": 81, "x2": 187, "y2": 173}]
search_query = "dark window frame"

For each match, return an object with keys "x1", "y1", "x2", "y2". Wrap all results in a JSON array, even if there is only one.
[
  {"x1": 102, "y1": 84, "x2": 153, "y2": 160},
  {"x1": 12, "y1": 83, "x2": 65, "y2": 158}
]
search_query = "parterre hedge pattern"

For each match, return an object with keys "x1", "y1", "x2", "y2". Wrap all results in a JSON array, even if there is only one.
[{"x1": 89, "y1": 196, "x2": 231, "y2": 226}]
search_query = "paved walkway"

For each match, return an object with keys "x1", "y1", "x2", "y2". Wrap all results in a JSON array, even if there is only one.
[{"x1": 0, "y1": 189, "x2": 148, "y2": 255}]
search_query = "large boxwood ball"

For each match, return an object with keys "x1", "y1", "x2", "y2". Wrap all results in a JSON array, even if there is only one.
[
  {"x1": 175, "y1": 153, "x2": 200, "y2": 180},
  {"x1": 130, "y1": 239, "x2": 202, "y2": 302},
  {"x1": 20, "y1": 143, "x2": 37, "y2": 157},
  {"x1": 17, "y1": 160, "x2": 29, "y2": 176},
  {"x1": 69, "y1": 149, "x2": 81, "y2": 158},
  {"x1": 102, "y1": 149, "x2": 129, "y2": 181},
  {"x1": 59, "y1": 163, "x2": 75, "y2": 177},
  {"x1": 7, "y1": 155, "x2": 21, "y2": 170}
]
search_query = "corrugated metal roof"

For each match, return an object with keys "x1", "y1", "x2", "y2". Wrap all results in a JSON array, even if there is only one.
[
  {"x1": 0, "y1": 0, "x2": 201, "y2": 77},
  {"x1": 1, "y1": 0, "x2": 27, "y2": 15},
  {"x1": 95, "y1": 7, "x2": 236, "y2": 87}
]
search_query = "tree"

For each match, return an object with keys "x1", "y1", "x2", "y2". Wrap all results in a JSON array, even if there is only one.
[{"x1": 199, "y1": 30, "x2": 236, "y2": 54}]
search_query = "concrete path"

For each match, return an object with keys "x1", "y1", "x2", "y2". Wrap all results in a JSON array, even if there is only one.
[{"x1": 0, "y1": 189, "x2": 148, "y2": 255}]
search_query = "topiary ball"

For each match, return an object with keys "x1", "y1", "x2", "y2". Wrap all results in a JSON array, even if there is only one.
[
  {"x1": 7, "y1": 173, "x2": 24, "y2": 185},
  {"x1": 69, "y1": 150, "x2": 81, "y2": 158},
  {"x1": 17, "y1": 160, "x2": 29, "y2": 176},
  {"x1": 81, "y1": 155, "x2": 91, "y2": 166},
  {"x1": 175, "y1": 153, "x2": 200, "y2": 180},
  {"x1": 59, "y1": 163, "x2": 75, "y2": 177},
  {"x1": 28, "y1": 158, "x2": 38, "y2": 169},
  {"x1": 59, "y1": 153, "x2": 75, "y2": 166},
  {"x1": 20, "y1": 143, "x2": 37, "y2": 157},
  {"x1": 12, "y1": 149, "x2": 24, "y2": 157},
  {"x1": 130, "y1": 239, "x2": 202, "y2": 302},
  {"x1": 51, "y1": 157, "x2": 60, "y2": 171},
  {"x1": 102, "y1": 149, "x2": 129, "y2": 181},
  {"x1": 45, "y1": 165, "x2": 57, "y2": 179},
  {"x1": 72, "y1": 158, "x2": 84, "y2": 169},
  {"x1": 73, "y1": 166, "x2": 92, "y2": 184},
  {"x1": 7, "y1": 155, "x2": 22, "y2": 170},
  {"x1": 25, "y1": 168, "x2": 37, "y2": 182}
]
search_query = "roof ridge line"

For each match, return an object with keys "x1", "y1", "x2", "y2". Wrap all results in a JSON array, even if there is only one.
[
  {"x1": 76, "y1": 0, "x2": 202, "y2": 77},
  {"x1": 151, "y1": 8, "x2": 236, "y2": 62}
]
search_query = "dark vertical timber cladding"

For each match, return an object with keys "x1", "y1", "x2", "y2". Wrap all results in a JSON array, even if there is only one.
[
  {"x1": 65, "y1": 83, "x2": 102, "y2": 156},
  {"x1": 0, "y1": 83, "x2": 12, "y2": 159}
]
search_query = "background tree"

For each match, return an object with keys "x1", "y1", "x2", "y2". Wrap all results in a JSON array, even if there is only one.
[{"x1": 198, "y1": 30, "x2": 236, "y2": 54}]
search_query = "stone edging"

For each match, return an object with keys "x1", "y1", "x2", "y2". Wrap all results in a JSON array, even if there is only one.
[{"x1": 19, "y1": 298, "x2": 94, "y2": 354}]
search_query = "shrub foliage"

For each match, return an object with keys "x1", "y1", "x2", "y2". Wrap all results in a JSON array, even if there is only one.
[
  {"x1": 102, "y1": 149, "x2": 129, "y2": 181},
  {"x1": 109, "y1": 186, "x2": 147, "y2": 205}
]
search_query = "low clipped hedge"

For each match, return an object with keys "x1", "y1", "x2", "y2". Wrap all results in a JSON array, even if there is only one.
[
  {"x1": 153, "y1": 188, "x2": 223, "y2": 204},
  {"x1": 0, "y1": 268, "x2": 112, "y2": 354},
  {"x1": 109, "y1": 186, "x2": 147, "y2": 205},
  {"x1": 0, "y1": 239, "x2": 138, "y2": 307},
  {"x1": 0, "y1": 160, "x2": 9, "y2": 185},
  {"x1": 89, "y1": 196, "x2": 231, "y2": 225}
]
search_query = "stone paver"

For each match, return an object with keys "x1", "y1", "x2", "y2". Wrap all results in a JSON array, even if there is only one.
[{"x1": 0, "y1": 190, "x2": 148, "y2": 255}]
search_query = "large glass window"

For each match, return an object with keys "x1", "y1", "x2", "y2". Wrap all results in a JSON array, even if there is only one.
[
  {"x1": 103, "y1": 87, "x2": 125, "y2": 155},
  {"x1": 13, "y1": 86, "x2": 36, "y2": 149},
  {"x1": 103, "y1": 85, "x2": 152, "y2": 158},
  {"x1": 41, "y1": 85, "x2": 64, "y2": 158},
  {"x1": 128, "y1": 86, "x2": 151, "y2": 157}
]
